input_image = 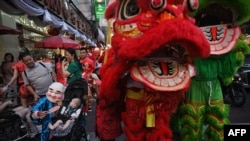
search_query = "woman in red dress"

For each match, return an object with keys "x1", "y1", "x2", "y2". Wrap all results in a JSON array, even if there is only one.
[
  {"x1": 55, "y1": 55, "x2": 67, "y2": 86},
  {"x1": 6, "y1": 52, "x2": 32, "y2": 107}
]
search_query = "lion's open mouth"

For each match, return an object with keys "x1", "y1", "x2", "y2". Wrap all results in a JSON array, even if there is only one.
[
  {"x1": 130, "y1": 44, "x2": 195, "y2": 91},
  {"x1": 195, "y1": 3, "x2": 241, "y2": 55}
]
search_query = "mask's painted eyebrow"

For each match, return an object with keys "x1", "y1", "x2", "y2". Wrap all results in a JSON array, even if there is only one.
[
  {"x1": 49, "y1": 88, "x2": 62, "y2": 93},
  {"x1": 56, "y1": 90, "x2": 62, "y2": 93}
]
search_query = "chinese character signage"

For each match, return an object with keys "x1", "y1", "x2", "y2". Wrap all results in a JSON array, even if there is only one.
[{"x1": 95, "y1": 0, "x2": 106, "y2": 22}]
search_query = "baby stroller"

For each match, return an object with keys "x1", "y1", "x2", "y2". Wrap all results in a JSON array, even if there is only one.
[{"x1": 49, "y1": 78, "x2": 90, "y2": 141}]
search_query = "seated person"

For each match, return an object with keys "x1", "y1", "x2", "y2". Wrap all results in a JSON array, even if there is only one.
[
  {"x1": 0, "y1": 88, "x2": 28, "y2": 120},
  {"x1": 0, "y1": 87, "x2": 31, "y2": 122},
  {"x1": 48, "y1": 97, "x2": 81, "y2": 131},
  {"x1": 0, "y1": 100, "x2": 28, "y2": 116},
  {"x1": 0, "y1": 100, "x2": 38, "y2": 137}
]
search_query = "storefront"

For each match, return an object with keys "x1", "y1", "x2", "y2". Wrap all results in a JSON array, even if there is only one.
[
  {"x1": 0, "y1": 11, "x2": 49, "y2": 61},
  {"x1": 17, "y1": 17, "x2": 50, "y2": 59},
  {"x1": 0, "y1": 0, "x2": 98, "y2": 62}
]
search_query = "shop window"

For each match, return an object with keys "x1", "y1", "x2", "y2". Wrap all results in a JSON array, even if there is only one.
[{"x1": 18, "y1": 25, "x2": 55, "y2": 60}]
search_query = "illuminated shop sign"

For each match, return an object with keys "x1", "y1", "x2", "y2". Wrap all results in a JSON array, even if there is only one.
[{"x1": 95, "y1": 0, "x2": 105, "y2": 22}]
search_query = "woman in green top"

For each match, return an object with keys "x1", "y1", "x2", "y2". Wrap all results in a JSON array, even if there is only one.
[{"x1": 62, "y1": 48, "x2": 82, "y2": 84}]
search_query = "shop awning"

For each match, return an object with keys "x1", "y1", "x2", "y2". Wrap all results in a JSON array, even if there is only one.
[
  {"x1": 0, "y1": 24, "x2": 21, "y2": 35},
  {"x1": 0, "y1": 0, "x2": 97, "y2": 45},
  {"x1": 0, "y1": 0, "x2": 24, "y2": 15}
]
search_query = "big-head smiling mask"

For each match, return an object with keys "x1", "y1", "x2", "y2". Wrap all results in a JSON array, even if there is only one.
[{"x1": 46, "y1": 82, "x2": 66, "y2": 103}]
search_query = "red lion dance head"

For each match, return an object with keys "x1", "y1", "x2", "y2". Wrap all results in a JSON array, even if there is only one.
[{"x1": 96, "y1": 0, "x2": 210, "y2": 140}]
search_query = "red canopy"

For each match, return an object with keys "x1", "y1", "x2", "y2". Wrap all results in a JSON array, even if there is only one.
[
  {"x1": 0, "y1": 24, "x2": 21, "y2": 35},
  {"x1": 35, "y1": 35, "x2": 80, "y2": 49}
]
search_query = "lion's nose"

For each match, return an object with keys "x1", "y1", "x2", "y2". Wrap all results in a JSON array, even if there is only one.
[{"x1": 150, "y1": 0, "x2": 165, "y2": 10}]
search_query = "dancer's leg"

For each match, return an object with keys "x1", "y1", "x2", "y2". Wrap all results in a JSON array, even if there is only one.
[
  {"x1": 179, "y1": 103, "x2": 206, "y2": 141},
  {"x1": 204, "y1": 103, "x2": 230, "y2": 141}
]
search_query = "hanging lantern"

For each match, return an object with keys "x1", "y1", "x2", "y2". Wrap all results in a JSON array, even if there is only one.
[
  {"x1": 47, "y1": 26, "x2": 60, "y2": 36},
  {"x1": 94, "y1": 47, "x2": 101, "y2": 55}
]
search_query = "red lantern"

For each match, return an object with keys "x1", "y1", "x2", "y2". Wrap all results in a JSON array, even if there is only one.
[{"x1": 94, "y1": 47, "x2": 100, "y2": 55}]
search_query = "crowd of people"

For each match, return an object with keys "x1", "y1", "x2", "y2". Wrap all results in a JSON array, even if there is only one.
[{"x1": 0, "y1": 46, "x2": 103, "y2": 139}]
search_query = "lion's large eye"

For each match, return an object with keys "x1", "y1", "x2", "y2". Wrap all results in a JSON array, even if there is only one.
[
  {"x1": 119, "y1": 0, "x2": 140, "y2": 20},
  {"x1": 188, "y1": 0, "x2": 199, "y2": 11}
]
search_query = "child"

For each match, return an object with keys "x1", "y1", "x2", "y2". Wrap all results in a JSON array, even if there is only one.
[{"x1": 48, "y1": 97, "x2": 81, "y2": 131}]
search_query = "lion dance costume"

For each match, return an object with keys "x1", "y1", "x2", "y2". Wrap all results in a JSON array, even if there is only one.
[
  {"x1": 173, "y1": 0, "x2": 250, "y2": 141},
  {"x1": 95, "y1": 0, "x2": 214, "y2": 140}
]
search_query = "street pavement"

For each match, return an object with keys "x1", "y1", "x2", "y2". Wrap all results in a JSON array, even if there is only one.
[
  {"x1": 83, "y1": 92, "x2": 250, "y2": 141},
  {"x1": 229, "y1": 91, "x2": 250, "y2": 124}
]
